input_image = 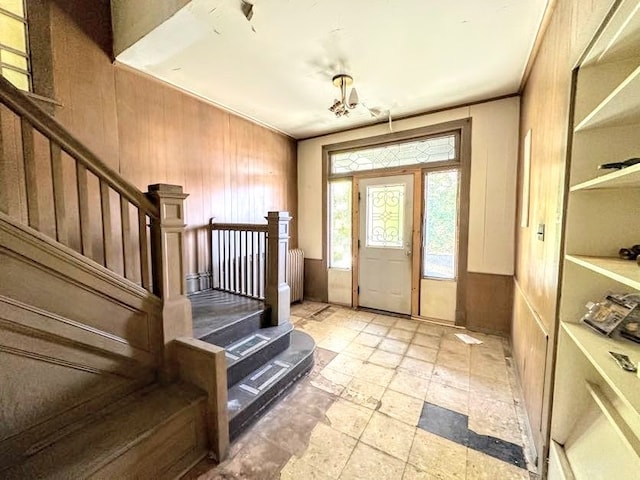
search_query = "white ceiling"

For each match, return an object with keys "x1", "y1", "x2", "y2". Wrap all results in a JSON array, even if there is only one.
[{"x1": 116, "y1": 0, "x2": 548, "y2": 139}]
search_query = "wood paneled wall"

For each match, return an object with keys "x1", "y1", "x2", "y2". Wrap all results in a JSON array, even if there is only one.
[
  {"x1": 114, "y1": 67, "x2": 297, "y2": 282},
  {"x1": 514, "y1": 0, "x2": 615, "y2": 464},
  {"x1": 1, "y1": 0, "x2": 297, "y2": 286},
  {"x1": 466, "y1": 273, "x2": 513, "y2": 334}
]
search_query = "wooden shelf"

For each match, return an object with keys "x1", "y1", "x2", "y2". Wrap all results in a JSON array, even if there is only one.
[
  {"x1": 566, "y1": 255, "x2": 640, "y2": 290},
  {"x1": 562, "y1": 321, "x2": 640, "y2": 419},
  {"x1": 571, "y1": 163, "x2": 640, "y2": 191},
  {"x1": 586, "y1": 381, "x2": 640, "y2": 457},
  {"x1": 583, "y1": 0, "x2": 640, "y2": 66},
  {"x1": 575, "y1": 65, "x2": 640, "y2": 131}
]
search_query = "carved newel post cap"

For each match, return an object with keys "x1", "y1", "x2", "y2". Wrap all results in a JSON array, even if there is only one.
[
  {"x1": 147, "y1": 184, "x2": 184, "y2": 194},
  {"x1": 266, "y1": 211, "x2": 292, "y2": 220}
]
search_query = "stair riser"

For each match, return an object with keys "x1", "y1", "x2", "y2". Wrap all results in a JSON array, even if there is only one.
[
  {"x1": 227, "y1": 332, "x2": 292, "y2": 387},
  {"x1": 200, "y1": 311, "x2": 267, "y2": 347},
  {"x1": 229, "y1": 353, "x2": 314, "y2": 440}
]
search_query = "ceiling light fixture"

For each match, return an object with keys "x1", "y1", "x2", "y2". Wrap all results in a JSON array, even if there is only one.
[{"x1": 329, "y1": 74, "x2": 359, "y2": 117}]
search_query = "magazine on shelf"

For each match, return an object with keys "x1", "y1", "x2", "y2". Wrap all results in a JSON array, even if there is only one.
[{"x1": 581, "y1": 294, "x2": 639, "y2": 336}]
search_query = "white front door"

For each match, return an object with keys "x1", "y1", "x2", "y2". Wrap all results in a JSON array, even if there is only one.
[{"x1": 358, "y1": 174, "x2": 413, "y2": 314}]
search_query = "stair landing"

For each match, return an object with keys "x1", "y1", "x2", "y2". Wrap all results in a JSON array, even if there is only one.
[{"x1": 190, "y1": 290, "x2": 265, "y2": 340}]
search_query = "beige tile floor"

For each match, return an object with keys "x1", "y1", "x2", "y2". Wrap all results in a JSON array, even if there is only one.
[{"x1": 184, "y1": 303, "x2": 538, "y2": 480}]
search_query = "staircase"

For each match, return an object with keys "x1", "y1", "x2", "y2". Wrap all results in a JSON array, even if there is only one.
[
  {"x1": 0, "y1": 74, "x2": 210, "y2": 477},
  {"x1": 0, "y1": 74, "x2": 314, "y2": 477},
  {"x1": 191, "y1": 290, "x2": 315, "y2": 440}
]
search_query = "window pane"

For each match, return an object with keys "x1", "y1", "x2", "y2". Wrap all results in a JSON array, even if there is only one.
[
  {"x1": 423, "y1": 170, "x2": 458, "y2": 279},
  {"x1": 0, "y1": 0, "x2": 24, "y2": 17},
  {"x1": 0, "y1": 2, "x2": 30, "y2": 92},
  {"x1": 0, "y1": 48, "x2": 27, "y2": 70},
  {"x1": 331, "y1": 134, "x2": 456, "y2": 174},
  {"x1": 1, "y1": 66, "x2": 28, "y2": 90},
  {"x1": 0, "y1": 13, "x2": 26, "y2": 51},
  {"x1": 366, "y1": 184, "x2": 405, "y2": 248},
  {"x1": 329, "y1": 180, "x2": 352, "y2": 269}
]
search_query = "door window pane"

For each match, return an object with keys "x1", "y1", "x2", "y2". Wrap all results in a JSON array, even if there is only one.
[
  {"x1": 329, "y1": 180, "x2": 352, "y2": 268},
  {"x1": 423, "y1": 170, "x2": 458, "y2": 279},
  {"x1": 366, "y1": 184, "x2": 405, "y2": 248},
  {"x1": 331, "y1": 134, "x2": 456, "y2": 174}
]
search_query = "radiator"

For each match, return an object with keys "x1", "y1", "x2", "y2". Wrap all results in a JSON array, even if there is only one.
[{"x1": 286, "y1": 248, "x2": 304, "y2": 303}]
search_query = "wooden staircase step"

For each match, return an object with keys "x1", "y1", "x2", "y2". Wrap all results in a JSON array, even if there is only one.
[
  {"x1": 223, "y1": 322, "x2": 294, "y2": 387},
  {"x1": 1, "y1": 383, "x2": 208, "y2": 480},
  {"x1": 227, "y1": 330, "x2": 315, "y2": 440}
]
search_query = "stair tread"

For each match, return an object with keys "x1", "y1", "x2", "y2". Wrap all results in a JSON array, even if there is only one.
[
  {"x1": 223, "y1": 322, "x2": 293, "y2": 364},
  {"x1": 3, "y1": 383, "x2": 206, "y2": 479},
  {"x1": 227, "y1": 330, "x2": 315, "y2": 423}
]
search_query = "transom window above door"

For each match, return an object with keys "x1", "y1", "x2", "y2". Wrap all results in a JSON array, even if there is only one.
[{"x1": 330, "y1": 133, "x2": 457, "y2": 174}]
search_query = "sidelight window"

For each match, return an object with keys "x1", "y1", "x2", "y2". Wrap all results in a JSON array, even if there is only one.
[
  {"x1": 329, "y1": 180, "x2": 352, "y2": 269},
  {"x1": 423, "y1": 169, "x2": 459, "y2": 279}
]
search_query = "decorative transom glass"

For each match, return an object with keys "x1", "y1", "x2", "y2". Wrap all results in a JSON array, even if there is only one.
[
  {"x1": 366, "y1": 184, "x2": 405, "y2": 248},
  {"x1": 0, "y1": 0, "x2": 30, "y2": 91},
  {"x1": 331, "y1": 134, "x2": 456, "y2": 174}
]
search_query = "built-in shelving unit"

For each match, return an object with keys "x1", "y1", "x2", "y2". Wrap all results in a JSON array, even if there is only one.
[{"x1": 549, "y1": 1, "x2": 640, "y2": 478}]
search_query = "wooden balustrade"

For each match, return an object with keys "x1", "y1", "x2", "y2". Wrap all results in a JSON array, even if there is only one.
[
  {"x1": 1, "y1": 77, "x2": 193, "y2": 379},
  {"x1": 210, "y1": 212, "x2": 291, "y2": 325},
  {"x1": 210, "y1": 220, "x2": 268, "y2": 300},
  {"x1": 0, "y1": 75, "x2": 158, "y2": 292}
]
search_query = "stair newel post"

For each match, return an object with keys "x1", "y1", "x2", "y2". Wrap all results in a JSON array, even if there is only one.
[
  {"x1": 265, "y1": 211, "x2": 291, "y2": 326},
  {"x1": 146, "y1": 184, "x2": 193, "y2": 380}
]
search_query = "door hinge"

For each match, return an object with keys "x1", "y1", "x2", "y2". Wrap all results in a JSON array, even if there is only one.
[
  {"x1": 358, "y1": 192, "x2": 361, "y2": 201},
  {"x1": 358, "y1": 239, "x2": 361, "y2": 249},
  {"x1": 357, "y1": 285, "x2": 360, "y2": 294}
]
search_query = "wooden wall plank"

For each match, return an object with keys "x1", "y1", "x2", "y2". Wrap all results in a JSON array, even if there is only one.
[
  {"x1": 466, "y1": 272, "x2": 514, "y2": 333},
  {"x1": 49, "y1": 0, "x2": 119, "y2": 168}
]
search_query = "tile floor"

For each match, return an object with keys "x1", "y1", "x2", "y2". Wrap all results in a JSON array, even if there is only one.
[{"x1": 184, "y1": 303, "x2": 539, "y2": 480}]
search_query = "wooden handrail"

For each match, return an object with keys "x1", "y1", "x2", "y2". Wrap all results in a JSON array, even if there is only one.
[
  {"x1": 210, "y1": 221, "x2": 268, "y2": 232},
  {"x1": 0, "y1": 76, "x2": 158, "y2": 218}
]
